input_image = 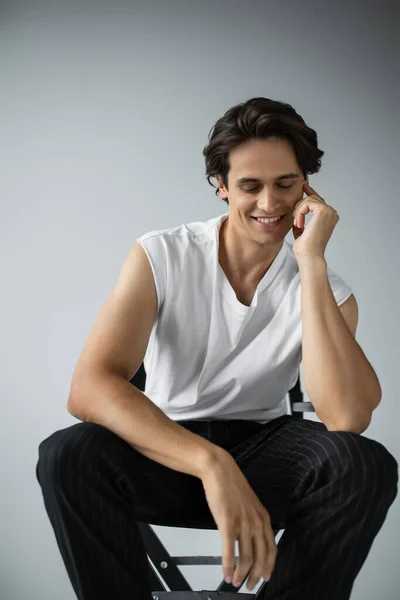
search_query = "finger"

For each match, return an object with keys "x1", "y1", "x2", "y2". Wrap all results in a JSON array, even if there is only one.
[
  {"x1": 262, "y1": 522, "x2": 278, "y2": 581},
  {"x1": 232, "y1": 529, "x2": 253, "y2": 588},
  {"x1": 304, "y1": 180, "x2": 324, "y2": 203},
  {"x1": 304, "y1": 180, "x2": 316, "y2": 195},
  {"x1": 221, "y1": 524, "x2": 236, "y2": 584},
  {"x1": 246, "y1": 529, "x2": 268, "y2": 591},
  {"x1": 293, "y1": 200, "x2": 305, "y2": 225},
  {"x1": 297, "y1": 210, "x2": 306, "y2": 228},
  {"x1": 293, "y1": 212, "x2": 305, "y2": 230}
]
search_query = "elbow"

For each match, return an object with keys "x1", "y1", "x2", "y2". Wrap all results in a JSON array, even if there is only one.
[
  {"x1": 67, "y1": 373, "x2": 98, "y2": 421},
  {"x1": 321, "y1": 391, "x2": 380, "y2": 435},
  {"x1": 67, "y1": 396, "x2": 82, "y2": 419},
  {"x1": 326, "y1": 412, "x2": 372, "y2": 435},
  {"x1": 67, "y1": 389, "x2": 90, "y2": 421}
]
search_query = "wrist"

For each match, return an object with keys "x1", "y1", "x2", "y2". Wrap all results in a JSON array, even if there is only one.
[
  {"x1": 296, "y1": 254, "x2": 327, "y2": 272},
  {"x1": 197, "y1": 445, "x2": 233, "y2": 481}
]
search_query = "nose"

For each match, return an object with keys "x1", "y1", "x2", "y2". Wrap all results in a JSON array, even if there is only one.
[{"x1": 256, "y1": 188, "x2": 283, "y2": 213}]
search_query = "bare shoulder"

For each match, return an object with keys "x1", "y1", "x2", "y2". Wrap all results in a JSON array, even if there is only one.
[{"x1": 69, "y1": 241, "x2": 158, "y2": 392}]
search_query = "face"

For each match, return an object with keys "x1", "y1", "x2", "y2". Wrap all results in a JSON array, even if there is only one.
[{"x1": 216, "y1": 137, "x2": 307, "y2": 243}]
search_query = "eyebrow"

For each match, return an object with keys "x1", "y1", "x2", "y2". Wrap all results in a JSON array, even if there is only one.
[{"x1": 237, "y1": 173, "x2": 300, "y2": 184}]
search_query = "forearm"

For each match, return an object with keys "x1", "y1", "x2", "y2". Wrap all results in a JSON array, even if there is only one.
[
  {"x1": 67, "y1": 373, "x2": 226, "y2": 480},
  {"x1": 298, "y1": 256, "x2": 381, "y2": 432}
]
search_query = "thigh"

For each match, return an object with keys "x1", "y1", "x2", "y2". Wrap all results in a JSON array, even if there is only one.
[
  {"x1": 226, "y1": 415, "x2": 330, "y2": 528},
  {"x1": 224, "y1": 415, "x2": 398, "y2": 530}
]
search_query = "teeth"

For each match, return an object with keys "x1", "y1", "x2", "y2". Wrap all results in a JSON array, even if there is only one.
[{"x1": 256, "y1": 216, "x2": 282, "y2": 223}]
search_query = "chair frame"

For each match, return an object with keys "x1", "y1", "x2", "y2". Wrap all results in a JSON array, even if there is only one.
[{"x1": 129, "y1": 363, "x2": 314, "y2": 599}]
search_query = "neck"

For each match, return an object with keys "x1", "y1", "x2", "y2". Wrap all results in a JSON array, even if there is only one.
[{"x1": 219, "y1": 216, "x2": 284, "y2": 283}]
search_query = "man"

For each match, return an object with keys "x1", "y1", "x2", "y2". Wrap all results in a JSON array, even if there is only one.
[{"x1": 36, "y1": 97, "x2": 398, "y2": 599}]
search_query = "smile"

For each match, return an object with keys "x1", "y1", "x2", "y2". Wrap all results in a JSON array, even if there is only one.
[{"x1": 250, "y1": 215, "x2": 286, "y2": 230}]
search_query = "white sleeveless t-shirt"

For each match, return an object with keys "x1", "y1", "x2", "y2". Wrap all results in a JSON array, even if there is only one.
[{"x1": 136, "y1": 212, "x2": 352, "y2": 424}]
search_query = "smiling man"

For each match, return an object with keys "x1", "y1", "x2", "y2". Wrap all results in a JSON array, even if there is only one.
[{"x1": 36, "y1": 97, "x2": 398, "y2": 600}]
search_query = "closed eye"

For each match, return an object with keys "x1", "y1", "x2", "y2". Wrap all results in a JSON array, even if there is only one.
[{"x1": 243, "y1": 184, "x2": 293, "y2": 192}]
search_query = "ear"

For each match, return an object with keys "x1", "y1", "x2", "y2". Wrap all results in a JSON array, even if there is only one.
[{"x1": 216, "y1": 174, "x2": 228, "y2": 199}]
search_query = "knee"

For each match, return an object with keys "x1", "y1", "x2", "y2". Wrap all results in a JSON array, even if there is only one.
[
  {"x1": 323, "y1": 430, "x2": 398, "y2": 502},
  {"x1": 35, "y1": 421, "x2": 108, "y2": 491}
]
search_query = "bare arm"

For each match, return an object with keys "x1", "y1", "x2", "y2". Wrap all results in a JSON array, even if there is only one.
[
  {"x1": 68, "y1": 372, "x2": 225, "y2": 479},
  {"x1": 67, "y1": 241, "x2": 227, "y2": 479}
]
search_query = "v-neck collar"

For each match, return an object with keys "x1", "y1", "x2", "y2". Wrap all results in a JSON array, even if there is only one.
[{"x1": 215, "y1": 213, "x2": 287, "y2": 313}]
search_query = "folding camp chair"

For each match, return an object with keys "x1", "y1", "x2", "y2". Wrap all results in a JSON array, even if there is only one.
[{"x1": 129, "y1": 363, "x2": 314, "y2": 599}]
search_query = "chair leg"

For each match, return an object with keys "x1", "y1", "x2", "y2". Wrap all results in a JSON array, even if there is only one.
[
  {"x1": 147, "y1": 560, "x2": 168, "y2": 593},
  {"x1": 138, "y1": 522, "x2": 192, "y2": 591}
]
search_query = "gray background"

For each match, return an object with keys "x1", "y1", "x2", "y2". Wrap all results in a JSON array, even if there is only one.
[{"x1": 1, "y1": 0, "x2": 399, "y2": 598}]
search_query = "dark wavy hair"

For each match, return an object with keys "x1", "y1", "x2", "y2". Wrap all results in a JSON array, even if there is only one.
[{"x1": 202, "y1": 97, "x2": 324, "y2": 205}]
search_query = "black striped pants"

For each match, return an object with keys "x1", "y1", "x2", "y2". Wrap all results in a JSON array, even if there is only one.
[{"x1": 36, "y1": 414, "x2": 398, "y2": 599}]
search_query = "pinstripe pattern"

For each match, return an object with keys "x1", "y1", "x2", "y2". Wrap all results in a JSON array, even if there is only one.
[{"x1": 36, "y1": 414, "x2": 398, "y2": 599}]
